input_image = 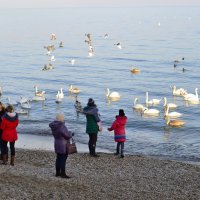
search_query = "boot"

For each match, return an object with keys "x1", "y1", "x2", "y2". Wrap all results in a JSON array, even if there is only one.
[
  {"x1": 114, "y1": 143, "x2": 120, "y2": 155},
  {"x1": 2, "y1": 154, "x2": 8, "y2": 165},
  {"x1": 121, "y1": 147, "x2": 124, "y2": 158},
  {"x1": 55, "y1": 167, "x2": 61, "y2": 177},
  {"x1": 0, "y1": 153, "x2": 2, "y2": 160},
  {"x1": 10, "y1": 156, "x2": 15, "y2": 166},
  {"x1": 90, "y1": 145, "x2": 100, "y2": 157},
  {"x1": 88, "y1": 142, "x2": 92, "y2": 155},
  {"x1": 61, "y1": 169, "x2": 71, "y2": 179}
]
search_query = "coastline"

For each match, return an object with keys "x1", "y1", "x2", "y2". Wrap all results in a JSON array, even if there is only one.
[{"x1": 0, "y1": 149, "x2": 200, "y2": 200}]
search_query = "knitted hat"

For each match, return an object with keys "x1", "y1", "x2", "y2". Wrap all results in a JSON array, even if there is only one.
[
  {"x1": 119, "y1": 109, "x2": 125, "y2": 117},
  {"x1": 87, "y1": 98, "x2": 95, "y2": 106}
]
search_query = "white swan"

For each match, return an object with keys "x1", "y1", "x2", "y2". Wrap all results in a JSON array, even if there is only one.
[
  {"x1": 55, "y1": 91, "x2": 63, "y2": 103},
  {"x1": 50, "y1": 33, "x2": 56, "y2": 40},
  {"x1": 21, "y1": 101, "x2": 31, "y2": 109},
  {"x1": 69, "y1": 85, "x2": 81, "y2": 94},
  {"x1": 34, "y1": 86, "x2": 45, "y2": 97},
  {"x1": 106, "y1": 88, "x2": 121, "y2": 100},
  {"x1": 133, "y1": 98, "x2": 144, "y2": 110},
  {"x1": 184, "y1": 88, "x2": 198, "y2": 101},
  {"x1": 142, "y1": 107, "x2": 160, "y2": 116},
  {"x1": 164, "y1": 106, "x2": 182, "y2": 118},
  {"x1": 163, "y1": 97, "x2": 177, "y2": 109},
  {"x1": 32, "y1": 96, "x2": 46, "y2": 101},
  {"x1": 7, "y1": 97, "x2": 18, "y2": 106},
  {"x1": 146, "y1": 92, "x2": 161, "y2": 105},
  {"x1": 18, "y1": 96, "x2": 29, "y2": 104},
  {"x1": 56, "y1": 88, "x2": 64, "y2": 99},
  {"x1": 171, "y1": 85, "x2": 187, "y2": 96},
  {"x1": 50, "y1": 55, "x2": 55, "y2": 62}
]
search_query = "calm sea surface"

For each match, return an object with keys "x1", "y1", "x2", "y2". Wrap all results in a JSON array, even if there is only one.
[{"x1": 0, "y1": 7, "x2": 200, "y2": 162}]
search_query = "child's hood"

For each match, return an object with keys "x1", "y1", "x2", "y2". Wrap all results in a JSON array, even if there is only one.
[{"x1": 116, "y1": 116, "x2": 127, "y2": 125}]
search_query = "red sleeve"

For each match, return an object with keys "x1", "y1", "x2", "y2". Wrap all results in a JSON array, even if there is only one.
[{"x1": 109, "y1": 120, "x2": 118, "y2": 131}]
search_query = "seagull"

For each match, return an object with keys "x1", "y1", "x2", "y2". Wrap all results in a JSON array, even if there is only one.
[
  {"x1": 104, "y1": 33, "x2": 108, "y2": 39},
  {"x1": 50, "y1": 55, "x2": 55, "y2": 62},
  {"x1": 50, "y1": 33, "x2": 56, "y2": 40},
  {"x1": 42, "y1": 64, "x2": 54, "y2": 71},
  {"x1": 114, "y1": 42, "x2": 122, "y2": 49}
]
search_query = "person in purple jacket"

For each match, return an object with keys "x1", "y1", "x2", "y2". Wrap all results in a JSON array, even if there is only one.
[{"x1": 49, "y1": 113, "x2": 72, "y2": 178}]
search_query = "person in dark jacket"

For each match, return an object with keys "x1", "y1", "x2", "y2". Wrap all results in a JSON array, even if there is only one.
[
  {"x1": 0, "y1": 102, "x2": 6, "y2": 160},
  {"x1": 83, "y1": 98, "x2": 101, "y2": 157},
  {"x1": 49, "y1": 113, "x2": 72, "y2": 178},
  {"x1": 1, "y1": 105, "x2": 19, "y2": 165},
  {"x1": 107, "y1": 109, "x2": 127, "y2": 158}
]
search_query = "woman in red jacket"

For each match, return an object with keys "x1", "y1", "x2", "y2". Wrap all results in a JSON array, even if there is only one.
[
  {"x1": 107, "y1": 109, "x2": 127, "y2": 158},
  {"x1": 1, "y1": 105, "x2": 19, "y2": 165}
]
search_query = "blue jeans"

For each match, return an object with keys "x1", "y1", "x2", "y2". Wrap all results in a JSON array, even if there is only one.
[{"x1": 56, "y1": 153, "x2": 68, "y2": 175}]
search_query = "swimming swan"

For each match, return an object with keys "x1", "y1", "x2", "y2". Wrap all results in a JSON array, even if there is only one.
[
  {"x1": 142, "y1": 107, "x2": 160, "y2": 116},
  {"x1": 163, "y1": 97, "x2": 177, "y2": 109},
  {"x1": 164, "y1": 105, "x2": 182, "y2": 118},
  {"x1": 20, "y1": 101, "x2": 31, "y2": 109},
  {"x1": 106, "y1": 88, "x2": 121, "y2": 100},
  {"x1": 34, "y1": 86, "x2": 45, "y2": 97},
  {"x1": 69, "y1": 85, "x2": 81, "y2": 94},
  {"x1": 7, "y1": 97, "x2": 18, "y2": 106},
  {"x1": 166, "y1": 119, "x2": 185, "y2": 127},
  {"x1": 184, "y1": 88, "x2": 198, "y2": 101},
  {"x1": 133, "y1": 98, "x2": 144, "y2": 110},
  {"x1": 146, "y1": 92, "x2": 161, "y2": 105},
  {"x1": 171, "y1": 85, "x2": 187, "y2": 96}
]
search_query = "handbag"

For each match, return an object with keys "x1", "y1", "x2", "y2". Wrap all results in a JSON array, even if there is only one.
[{"x1": 67, "y1": 137, "x2": 77, "y2": 154}]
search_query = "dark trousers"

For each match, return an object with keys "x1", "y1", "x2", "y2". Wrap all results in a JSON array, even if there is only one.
[
  {"x1": 88, "y1": 133, "x2": 98, "y2": 155},
  {"x1": 116, "y1": 142, "x2": 124, "y2": 156},
  {"x1": 1, "y1": 140, "x2": 15, "y2": 156},
  {"x1": 56, "y1": 153, "x2": 68, "y2": 175}
]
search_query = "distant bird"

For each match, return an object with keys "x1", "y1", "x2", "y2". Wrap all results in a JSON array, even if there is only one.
[
  {"x1": 59, "y1": 42, "x2": 64, "y2": 48},
  {"x1": 50, "y1": 55, "x2": 55, "y2": 62},
  {"x1": 106, "y1": 88, "x2": 121, "y2": 100},
  {"x1": 34, "y1": 86, "x2": 45, "y2": 97},
  {"x1": 174, "y1": 64, "x2": 177, "y2": 68},
  {"x1": 69, "y1": 59, "x2": 75, "y2": 65},
  {"x1": 42, "y1": 64, "x2": 54, "y2": 71},
  {"x1": 114, "y1": 42, "x2": 122, "y2": 49},
  {"x1": 130, "y1": 67, "x2": 140, "y2": 74},
  {"x1": 69, "y1": 85, "x2": 81, "y2": 94},
  {"x1": 50, "y1": 33, "x2": 56, "y2": 40},
  {"x1": 85, "y1": 33, "x2": 92, "y2": 45},
  {"x1": 56, "y1": 88, "x2": 64, "y2": 99},
  {"x1": 104, "y1": 33, "x2": 108, "y2": 39},
  {"x1": 74, "y1": 97, "x2": 83, "y2": 113}
]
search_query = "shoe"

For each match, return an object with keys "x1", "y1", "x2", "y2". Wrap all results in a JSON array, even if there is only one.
[
  {"x1": 10, "y1": 156, "x2": 15, "y2": 166},
  {"x1": 61, "y1": 174, "x2": 71, "y2": 179},
  {"x1": 2, "y1": 155, "x2": 8, "y2": 165},
  {"x1": 114, "y1": 153, "x2": 119, "y2": 156},
  {"x1": 120, "y1": 155, "x2": 124, "y2": 158},
  {"x1": 55, "y1": 173, "x2": 60, "y2": 177}
]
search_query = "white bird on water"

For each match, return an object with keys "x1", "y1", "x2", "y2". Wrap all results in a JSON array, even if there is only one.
[
  {"x1": 184, "y1": 88, "x2": 198, "y2": 101},
  {"x1": 69, "y1": 59, "x2": 75, "y2": 65},
  {"x1": 106, "y1": 88, "x2": 121, "y2": 100},
  {"x1": 164, "y1": 105, "x2": 182, "y2": 118},
  {"x1": 142, "y1": 107, "x2": 160, "y2": 116},
  {"x1": 133, "y1": 98, "x2": 144, "y2": 110},
  {"x1": 163, "y1": 97, "x2": 177, "y2": 109},
  {"x1": 7, "y1": 97, "x2": 18, "y2": 106},
  {"x1": 50, "y1": 55, "x2": 55, "y2": 62},
  {"x1": 114, "y1": 42, "x2": 122, "y2": 49},
  {"x1": 145, "y1": 92, "x2": 161, "y2": 105}
]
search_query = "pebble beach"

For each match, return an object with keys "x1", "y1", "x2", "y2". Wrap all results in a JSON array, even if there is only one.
[{"x1": 0, "y1": 149, "x2": 200, "y2": 200}]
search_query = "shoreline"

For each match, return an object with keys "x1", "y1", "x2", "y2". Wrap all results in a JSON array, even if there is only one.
[{"x1": 0, "y1": 149, "x2": 200, "y2": 199}]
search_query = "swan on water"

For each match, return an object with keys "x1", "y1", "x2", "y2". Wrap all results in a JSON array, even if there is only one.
[
  {"x1": 184, "y1": 88, "x2": 198, "y2": 101},
  {"x1": 164, "y1": 105, "x2": 182, "y2": 118},
  {"x1": 133, "y1": 98, "x2": 144, "y2": 110},
  {"x1": 171, "y1": 85, "x2": 187, "y2": 96},
  {"x1": 20, "y1": 101, "x2": 31, "y2": 109},
  {"x1": 163, "y1": 97, "x2": 177, "y2": 109},
  {"x1": 7, "y1": 97, "x2": 18, "y2": 106},
  {"x1": 50, "y1": 33, "x2": 56, "y2": 40},
  {"x1": 55, "y1": 91, "x2": 63, "y2": 103},
  {"x1": 142, "y1": 107, "x2": 160, "y2": 116},
  {"x1": 18, "y1": 96, "x2": 29, "y2": 104},
  {"x1": 166, "y1": 118, "x2": 185, "y2": 127},
  {"x1": 130, "y1": 67, "x2": 140, "y2": 74},
  {"x1": 146, "y1": 92, "x2": 161, "y2": 105},
  {"x1": 32, "y1": 95, "x2": 46, "y2": 101},
  {"x1": 106, "y1": 88, "x2": 121, "y2": 100},
  {"x1": 34, "y1": 86, "x2": 45, "y2": 97},
  {"x1": 69, "y1": 85, "x2": 81, "y2": 94}
]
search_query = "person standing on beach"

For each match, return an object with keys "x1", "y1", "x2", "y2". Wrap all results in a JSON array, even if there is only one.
[
  {"x1": 49, "y1": 113, "x2": 72, "y2": 178},
  {"x1": 107, "y1": 109, "x2": 127, "y2": 158},
  {"x1": 83, "y1": 98, "x2": 101, "y2": 157},
  {"x1": 1, "y1": 105, "x2": 19, "y2": 165},
  {"x1": 0, "y1": 102, "x2": 6, "y2": 160}
]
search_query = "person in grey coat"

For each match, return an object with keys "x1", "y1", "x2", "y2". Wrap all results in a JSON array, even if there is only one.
[{"x1": 49, "y1": 113, "x2": 72, "y2": 178}]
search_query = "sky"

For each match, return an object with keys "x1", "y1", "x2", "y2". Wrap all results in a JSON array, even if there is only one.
[{"x1": 0, "y1": 0, "x2": 200, "y2": 8}]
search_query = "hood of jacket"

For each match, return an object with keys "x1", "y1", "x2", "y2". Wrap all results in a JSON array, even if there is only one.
[
  {"x1": 83, "y1": 105, "x2": 98, "y2": 114},
  {"x1": 115, "y1": 116, "x2": 127, "y2": 126},
  {"x1": 4, "y1": 112, "x2": 18, "y2": 122},
  {"x1": 49, "y1": 120, "x2": 64, "y2": 131}
]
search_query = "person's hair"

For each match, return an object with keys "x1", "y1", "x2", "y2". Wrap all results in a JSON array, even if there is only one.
[
  {"x1": 0, "y1": 102, "x2": 6, "y2": 112},
  {"x1": 119, "y1": 109, "x2": 125, "y2": 117},
  {"x1": 87, "y1": 98, "x2": 96, "y2": 107},
  {"x1": 56, "y1": 113, "x2": 65, "y2": 122},
  {"x1": 5, "y1": 105, "x2": 14, "y2": 113}
]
